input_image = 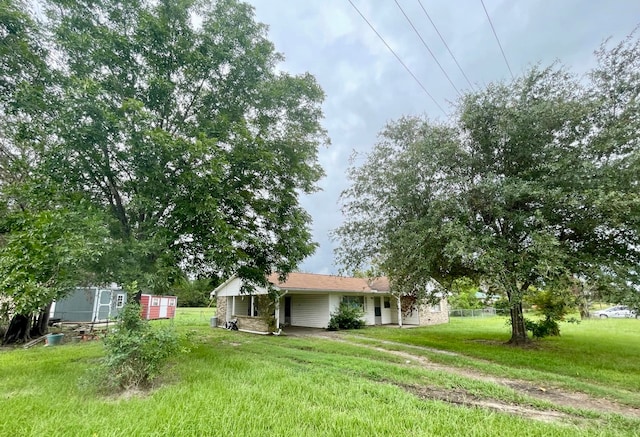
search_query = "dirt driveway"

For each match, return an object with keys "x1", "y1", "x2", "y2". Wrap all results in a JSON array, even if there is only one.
[{"x1": 281, "y1": 328, "x2": 640, "y2": 423}]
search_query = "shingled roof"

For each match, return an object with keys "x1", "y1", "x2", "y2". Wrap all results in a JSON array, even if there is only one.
[{"x1": 267, "y1": 272, "x2": 390, "y2": 293}]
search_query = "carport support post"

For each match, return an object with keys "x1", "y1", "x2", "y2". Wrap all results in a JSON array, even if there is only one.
[
  {"x1": 232, "y1": 296, "x2": 236, "y2": 318},
  {"x1": 397, "y1": 296, "x2": 402, "y2": 328}
]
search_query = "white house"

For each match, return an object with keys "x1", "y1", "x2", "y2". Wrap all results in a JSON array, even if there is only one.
[{"x1": 211, "y1": 272, "x2": 448, "y2": 333}]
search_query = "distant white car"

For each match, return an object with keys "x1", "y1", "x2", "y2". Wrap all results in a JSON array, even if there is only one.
[{"x1": 592, "y1": 305, "x2": 638, "y2": 319}]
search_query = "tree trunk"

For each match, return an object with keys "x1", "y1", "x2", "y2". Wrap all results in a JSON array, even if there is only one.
[
  {"x1": 579, "y1": 305, "x2": 590, "y2": 320},
  {"x1": 3, "y1": 314, "x2": 31, "y2": 344},
  {"x1": 507, "y1": 301, "x2": 530, "y2": 345},
  {"x1": 30, "y1": 303, "x2": 52, "y2": 337},
  {"x1": 572, "y1": 281, "x2": 591, "y2": 320},
  {"x1": 578, "y1": 291, "x2": 590, "y2": 320}
]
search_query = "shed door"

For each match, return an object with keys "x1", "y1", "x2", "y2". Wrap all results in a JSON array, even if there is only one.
[
  {"x1": 97, "y1": 290, "x2": 112, "y2": 321},
  {"x1": 159, "y1": 298, "x2": 169, "y2": 318}
]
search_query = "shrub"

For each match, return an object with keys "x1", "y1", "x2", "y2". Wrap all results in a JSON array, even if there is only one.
[
  {"x1": 327, "y1": 302, "x2": 365, "y2": 331},
  {"x1": 257, "y1": 295, "x2": 278, "y2": 331},
  {"x1": 172, "y1": 278, "x2": 212, "y2": 307},
  {"x1": 494, "y1": 297, "x2": 511, "y2": 316},
  {"x1": 524, "y1": 288, "x2": 573, "y2": 338},
  {"x1": 100, "y1": 301, "x2": 179, "y2": 391},
  {"x1": 448, "y1": 278, "x2": 483, "y2": 309},
  {"x1": 524, "y1": 318, "x2": 560, "y2": 339}
]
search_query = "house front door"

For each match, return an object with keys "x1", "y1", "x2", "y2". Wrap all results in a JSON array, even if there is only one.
[
  {"x1": 374, "y1": 297, "x2": 382, "y2": 325},
  {"x1": 284, "y1": 296, "x2": 291, "y2": 326}
]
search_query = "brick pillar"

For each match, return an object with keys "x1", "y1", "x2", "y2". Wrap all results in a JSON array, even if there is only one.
[{"x1": 216, "y1": 296, "x2": 227, "y2": 327}]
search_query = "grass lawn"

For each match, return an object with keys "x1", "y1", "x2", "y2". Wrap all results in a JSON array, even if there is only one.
[
  {"x1": 172, "y1": 306, "x2": 216, "y2": 325},
  {"x1": 351, "y1": 316, "x2": 640, "y2": 405},
  {"x1": 0, "y1": 310, "x2": 638, "y2": 436}
]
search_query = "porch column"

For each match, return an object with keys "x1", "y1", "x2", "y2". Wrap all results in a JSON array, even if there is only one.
[
  {"x1": 250, "y1": 295, "x2": 255, "y2": 316},
  {"x1": 274, "y1": 296, "x2": 280, "y2": 331},
  {"x1": 232, "y1": 296, "x2": 236, "y2": 318},
  {"x1": 397, "y1": 296, "x2": 403, "y2": 328}
]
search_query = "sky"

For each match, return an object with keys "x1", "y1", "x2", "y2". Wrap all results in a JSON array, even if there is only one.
[{"x1": 246, "y1": 0, "x2": 640, "y2": 275}]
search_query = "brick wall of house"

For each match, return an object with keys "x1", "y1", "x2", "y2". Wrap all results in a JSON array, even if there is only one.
[
  {"x1": 216, "y1": 296, "x2": 227, "y2": 327},
  {"x1": 419, "y1": 297, "x2": 449, "y2": 326},
  {"x1": 235, "y1": 315, "x2": 269, "y2": 333}
]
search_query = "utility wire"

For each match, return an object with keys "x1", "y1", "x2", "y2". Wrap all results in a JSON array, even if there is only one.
[
  {"x1": 417, "y1": 0, "x2": 475, "y2": 90},
  {"x1": 347, "y1": 0, "x2": 448, "y2": 117},
  {"x1": 393, "y1": 0, "x2": 462, "y2": 97},
  {"x1": 479, "y1": 0, "x2": 514, "y2": 79}
]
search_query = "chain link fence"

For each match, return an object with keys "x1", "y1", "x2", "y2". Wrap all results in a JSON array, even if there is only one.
[{"x1": 448, "y1": 308, "x2": 497, "y2": 318}]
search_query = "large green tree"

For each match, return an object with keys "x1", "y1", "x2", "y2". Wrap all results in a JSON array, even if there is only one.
[
  {"x1": 43, "y1": 0, "x2": 327, "y2": 287},
  {"x1": 0, "y1": 0, "x2": 79, "y2": 343},
  {"x1": 335, "y1": 35, "x2": 640, "y2": 345},
  {"x1": 0, "y1": 0, "x2": 327, "y2": 342},
  {"x1": 0, "y1": 0, "x2": 54, "y2": 200},
  {"x1": 0, "y1": 207, "x2": 108, "y2": 342}
]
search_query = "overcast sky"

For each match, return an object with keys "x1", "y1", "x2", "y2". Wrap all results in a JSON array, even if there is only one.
[{"x1": 246, "y1": 0, "x2": 640, "y2": 275}]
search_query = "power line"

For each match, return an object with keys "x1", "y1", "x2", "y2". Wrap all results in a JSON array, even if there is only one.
[
  {"x1": 347, "y1": 0, "x2": 448, "y2": 117},
  {"x1": 393, "y1": 0, "x2": 462, "y2": 97},
  {"x1": 479, "y1": 0, "x2": 514, "y2": 79},
  {"x1": 417, "y1": 0, "x2": 475, "y2": 90}
]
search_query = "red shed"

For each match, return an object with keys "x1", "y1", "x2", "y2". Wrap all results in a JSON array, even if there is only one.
[{"x1": 140, "y1": 294, "x2": 177, "y2": 320}]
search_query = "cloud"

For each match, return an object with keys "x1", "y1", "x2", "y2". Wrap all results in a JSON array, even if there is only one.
[{"x1": 247, "y1": 0, "x2": 640, "y2": 274}]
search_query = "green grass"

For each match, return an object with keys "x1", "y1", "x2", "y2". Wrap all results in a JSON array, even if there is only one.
[
  {"x1": 171, "y1": 306, "x2": 216, "y2": 326},
  {"x1": 0, "y1": 310, "x2": 638, "y2": 436},
  {"x1": 350, "y1": 316, "x2": 640, "y2": 403}
]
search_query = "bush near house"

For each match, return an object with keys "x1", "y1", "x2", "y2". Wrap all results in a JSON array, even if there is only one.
[
  {"x1": 327, "y1": 302, "x2": 365, "y2": 331},
  {"x1": 99, "y1": 301, "x2": 180, "y2": 391}
]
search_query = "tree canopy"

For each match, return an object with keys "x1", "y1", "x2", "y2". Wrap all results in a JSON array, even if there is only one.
[
  {"x1": 0, "y1": 207, "x2": 108, "y2": 318},
  {"x1": 0, "y1": 0, "x2": 327, "y2": 341},
  {"x1": 335, "y1": 33, "x2": 640, "y2": 344}
]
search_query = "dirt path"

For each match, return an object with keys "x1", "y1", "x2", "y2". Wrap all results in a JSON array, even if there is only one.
[{"x1": 316, "y1": 334, "x2": 640, "y2": 423}]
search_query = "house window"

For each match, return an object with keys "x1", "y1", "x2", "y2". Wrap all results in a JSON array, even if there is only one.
[
  {"x1": 431, "y1": 302, "x2": 441, "y2": 312},
  {"x1": 115, "y1": 294, "x2": 125, "y2": 308},
  {"x1": 168, "y1": 298, "x2": 176, "y2": 306},
  {"x1": 151, "y1": 297, "x2": 160, "y2": 306},
  {"x1": 383, "y1": 297, "x2": 391, "y2": 308},
  {"x1": 247, "y1": 296, "x2": 258, "y2": 317},
  {"x1": 342, "y1": 296, "x2": 365, "y2": 310}
]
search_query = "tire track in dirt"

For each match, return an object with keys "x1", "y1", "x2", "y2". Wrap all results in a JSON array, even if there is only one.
[{"x1": 320, "y1": 335, "x2": 640, "y2": 422}]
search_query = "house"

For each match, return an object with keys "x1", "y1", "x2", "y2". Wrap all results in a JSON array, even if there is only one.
[
  {"x1": 139, "y1": 294, "x2": 177, "y2": 320},
  {"x1": 211, "y1": 272, "x2": 448, "y2": 333},
  {"x1": 50, "y1": 286, "x2": 127, "y2": 323}
]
